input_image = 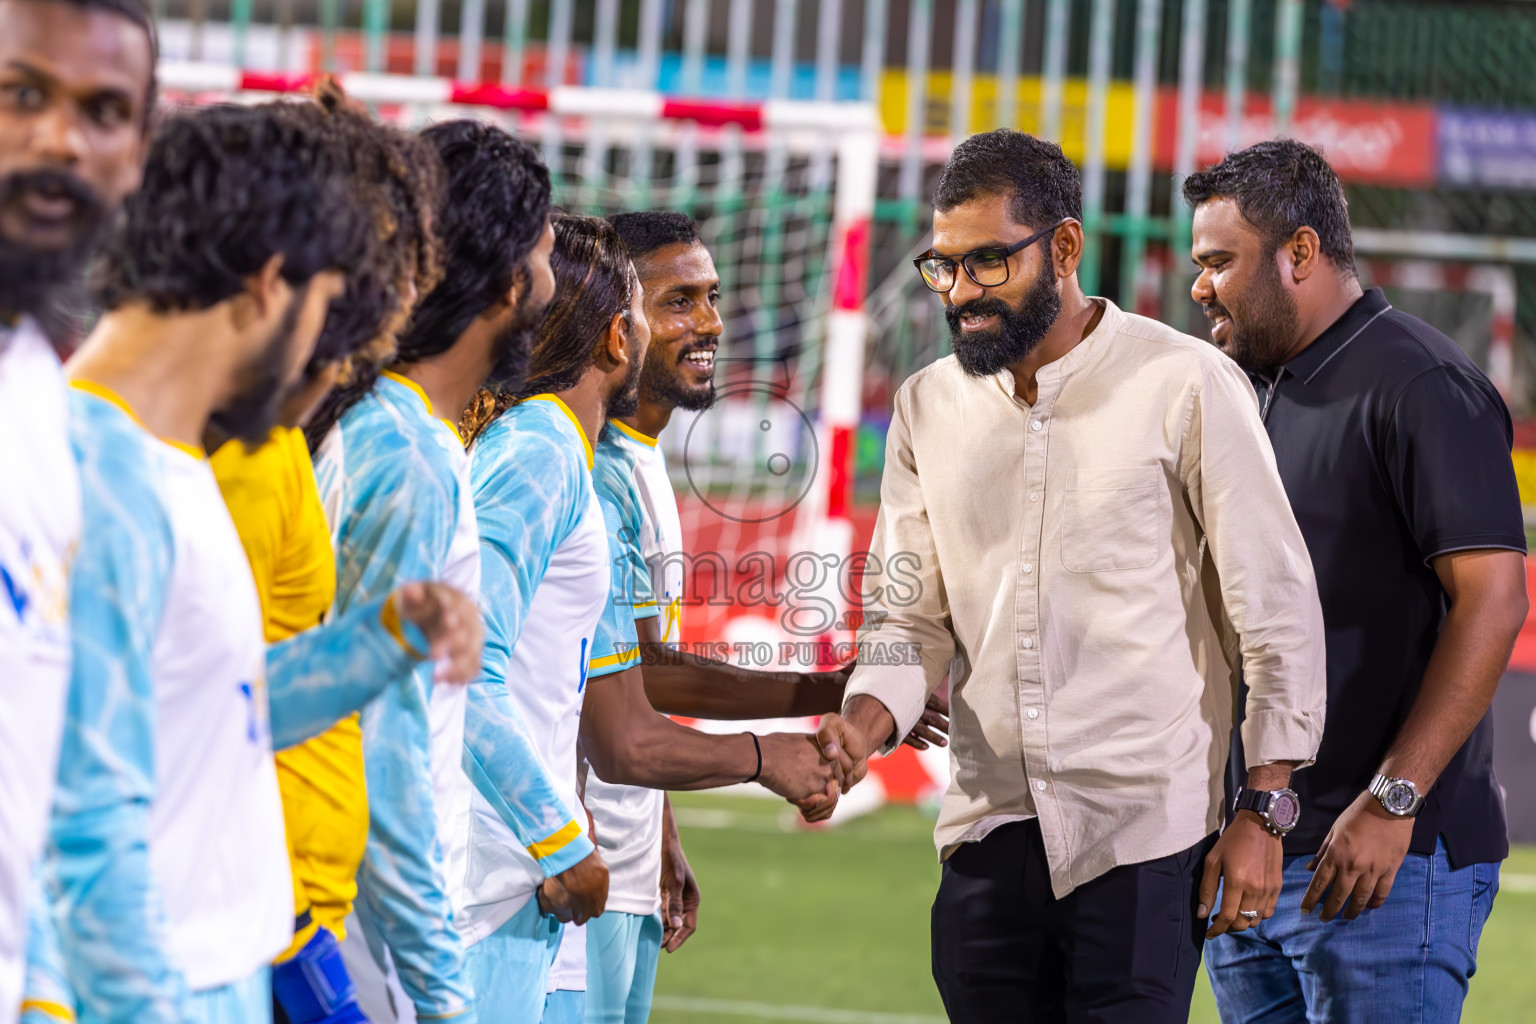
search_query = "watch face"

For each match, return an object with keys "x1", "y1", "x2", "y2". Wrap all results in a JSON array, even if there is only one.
[
  {"x1": 1272, "y1": 793, "x2": 1300, "y2": 830},
  {"x1": 1384, "y1": 781, "x2": 1418, "y2": 815}
]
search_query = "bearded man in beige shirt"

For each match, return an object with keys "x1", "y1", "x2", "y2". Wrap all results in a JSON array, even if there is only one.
[{"x1": 816, "y1": 129, "x2": 1327, "y2": 1023}]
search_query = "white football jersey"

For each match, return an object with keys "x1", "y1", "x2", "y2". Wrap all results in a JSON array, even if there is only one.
[
  {"x1": 581, "y1": 422, "x2": 682, "y2": 917},
  {"x1": 148, "y1": 443, "x2": 292, "y2": 989},
  {"x1": 430, "y1": 424, "x2": 478, "y2": 870},
  {"x1": 621, "y1": 423, "x2": 685, "y2": 643},
  {"x1": 545, "y1": 921, "x2": 587, "y2": 994},
  {"x1": 0, "y1": 319, "x2": 78, "y2": 1023}
]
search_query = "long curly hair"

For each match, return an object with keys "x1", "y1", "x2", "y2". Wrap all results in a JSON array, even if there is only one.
[
  {"x1": 293, "y1": 82, "x2": 448, "y2": 450},
  {"x1": 461, "y1": 214, "x2": 635, "y2": 444}
]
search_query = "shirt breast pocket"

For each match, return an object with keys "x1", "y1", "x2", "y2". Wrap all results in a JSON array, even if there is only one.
[{"x1": 1060, "y1": 466, "x2": 1165, "y2": 573}]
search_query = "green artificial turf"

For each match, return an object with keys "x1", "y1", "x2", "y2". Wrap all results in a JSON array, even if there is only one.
[{"x1": 651, "y1": 793, "x2": 1536, "y2": 1023}]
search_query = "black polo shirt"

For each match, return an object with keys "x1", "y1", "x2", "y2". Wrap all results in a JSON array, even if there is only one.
[{"x1": 1227, "y1": 288, "x2": 1527, "y2": 866}]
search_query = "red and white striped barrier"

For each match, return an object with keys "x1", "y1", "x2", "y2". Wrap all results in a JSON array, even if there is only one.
[{"x1": 157, "y1": 63, "x2": 878, "y2": 134}]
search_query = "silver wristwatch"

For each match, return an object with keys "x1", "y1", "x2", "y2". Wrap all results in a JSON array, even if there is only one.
[
  {"x1": 1369, "y1": 774, "x2": 1425, "y2": 818},
  {"x1": 1234, "y1": 787, "x2": 1301, "y2": 838}
]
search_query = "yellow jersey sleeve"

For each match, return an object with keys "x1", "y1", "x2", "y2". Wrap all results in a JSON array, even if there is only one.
[{"x1": 212, "y1": 427, "x2": 337, "y2": 643}]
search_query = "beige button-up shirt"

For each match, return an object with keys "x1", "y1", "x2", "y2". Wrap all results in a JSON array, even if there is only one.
[{"x1": 846, "y1": 299, "x2": 1326, "y2": 897}]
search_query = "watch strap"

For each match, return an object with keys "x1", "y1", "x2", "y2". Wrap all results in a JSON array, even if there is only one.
[
  {"x1": 1233, "y1": 787, "x2": 1272, "y2": 818},
  {"x1": 1369, "y1": 773, "x2": 1425, "y2": 817}
]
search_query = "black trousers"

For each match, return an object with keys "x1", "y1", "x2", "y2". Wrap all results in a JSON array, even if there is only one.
[{"x1": 931, "y1": 819, "x2": 1217, "y2": 1024}]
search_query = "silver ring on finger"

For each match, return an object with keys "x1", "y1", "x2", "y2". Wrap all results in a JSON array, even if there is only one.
[{"x1": 1238, "y1": 909, "x2": 1260, "y2": 921}]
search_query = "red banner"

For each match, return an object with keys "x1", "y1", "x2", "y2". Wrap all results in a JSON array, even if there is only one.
[{"x1": 1155, "y1": 91, "x2": 1438, "y2": 188}]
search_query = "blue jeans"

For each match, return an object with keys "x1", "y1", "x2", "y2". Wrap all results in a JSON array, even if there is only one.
[{"x1": 1205, "y1": 838, "x2": 1499, "y2": 1024}]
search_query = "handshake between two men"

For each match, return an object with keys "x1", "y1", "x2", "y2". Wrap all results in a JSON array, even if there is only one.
[{"x1": 538, "y1": 650, "x2": 953, "y2": 928}]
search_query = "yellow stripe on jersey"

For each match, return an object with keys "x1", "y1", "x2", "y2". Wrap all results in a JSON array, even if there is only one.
[
  {"x1": 20, "y1": 999, "x2": 75, "y2": 1022},
  {"x1": 381, "y1": 369, "x2": 436, "y2": 415},
  {"x1": 589, "y1": 648, "x2": 639, "y2": 671},
  {"x1": 608, "y1": 418, "x2": 658, "y2": 447},
  {"x1": 69, "y1": 378, "x2": 144, "y2": 426},
  {"x1": 70, "y1": 379, "x2": 205, "y2": 458},
  {"x1": 526, "y1": 819, "x2": 584, "y2": 861},
  {"x1": 380, "y1": 369, "x2": 465, "y2": 446},
  {"x1": 662, "y1": 597, "x2": 682, "y2": 644},
  {"x1": 380, "y1": 593, "x2": 428, "y2": 659},
  {"x1": 528, "y1": 394, "x2": 594, "y2": 469}
]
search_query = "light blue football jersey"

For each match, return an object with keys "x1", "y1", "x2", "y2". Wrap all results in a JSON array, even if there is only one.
[
  {"x1": 46, "y1": 383, "x2": 424, "y2": 1024},
  {"x1": 452, "y1": 394, "x2": 608, "y2": 943},
  {"x1": 311, "y1": 372, "x2": 478, "y2": 1022}
]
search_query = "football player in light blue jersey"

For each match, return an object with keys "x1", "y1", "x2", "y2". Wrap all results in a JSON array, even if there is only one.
[
  {"x1": 450, "y1": 214, "x2": 637, "y2": 1024},
  {"x1": 0, "y1": 2, "x2": 154, "y2": 1018},
  {"x1": 36, "y1": 104, "x2": 484, "y2": 1024},
  {"x1": 308, "y1": 119, "x2": 564, "y2": 1024}
]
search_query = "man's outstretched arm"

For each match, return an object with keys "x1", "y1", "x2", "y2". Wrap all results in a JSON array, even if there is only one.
[
  {"x1": 266, "y1": 582, "x2": 482, "y2": 749},
  {"x1": 637, "y1": 619, "x2": 951, "y2": 749}
]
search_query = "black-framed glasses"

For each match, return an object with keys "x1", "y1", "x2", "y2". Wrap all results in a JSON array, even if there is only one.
[{"x1": 913, "y1": 218, "x2": 1073, "y2": 293}]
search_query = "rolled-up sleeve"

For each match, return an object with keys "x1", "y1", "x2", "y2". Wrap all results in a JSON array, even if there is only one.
[
  {"x1": 1185, "y1": 359, "x2": 1327, "y2": 769},
  {"x1": 842, "y1": 381, "x2": 957, "y2": 751}
]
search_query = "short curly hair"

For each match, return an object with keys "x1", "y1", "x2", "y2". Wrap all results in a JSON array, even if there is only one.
[
  {"x1": 932, "y1": 128, "x2": 1082, "y2": 232},
  {"x1": 93, "y1": 103, "x2": 371, "y2": 313}
]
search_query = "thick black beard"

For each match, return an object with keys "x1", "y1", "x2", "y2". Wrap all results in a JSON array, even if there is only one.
[
  {"x1": 945, "y1": 265, "x2": 1062, "y2": 378},
  {"x1": 607, "y1": 351, "x2": 645, "y2": 419},
  {"x1": 484, "y1": 278, "x2": 546, "y2": 391},
  {"x1": 0, "y1": 169, "x2": 110, "y2": 319},
  {"x1": 1207, "y1": 257, "x2": 1300, "y2": 374},
  {"x1": 209, "y1": 290, "x2": 307, "y2": 446},
  {"x1": 639, "y1": 343, "x2": 716, "y2": 412},
  {"x1": 485, "y1": 319, "x2": 535, "y2": 391}
]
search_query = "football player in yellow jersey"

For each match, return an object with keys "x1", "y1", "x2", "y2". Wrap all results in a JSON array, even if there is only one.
[{"x1": 208, "y1": 86, "x2": 445, "y2": 1024}]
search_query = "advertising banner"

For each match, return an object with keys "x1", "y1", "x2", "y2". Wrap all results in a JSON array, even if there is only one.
[{"x1": 1439, "y1": 108, "x2": 1536, "y2": 190}]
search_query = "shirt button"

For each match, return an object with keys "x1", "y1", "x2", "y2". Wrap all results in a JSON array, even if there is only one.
[
  {"x1": 1022, "y1": 637, "x2": 1035, "y2": 649},
  {"x1": 1031, "y1": 420, "x2": 1043, "y2": 431},
  {"x1": 1027, "y1": 708, "x2": 1040, "y2": 720},
  {"x1": 1029, "y1": 492, "x2": 1040, "y2": 502},
  {"x1": 1022, "y1": 562, "x2": 1033, "y2": 574},
  {"x1": 1034, "y1": 780, "x2": 1047, "y2": 792}
]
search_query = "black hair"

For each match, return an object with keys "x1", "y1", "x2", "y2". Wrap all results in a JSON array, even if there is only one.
[
  {"x1": 286, "y1": 83, "x2": 448, "y2": 451},
  {"x1": 1182, "y1": 138, "x2": 1357, "y2": 277},
  {"x1": 463, "y1": 214, "x2": 634, "y2": 442},
  {"x1": 395, "y1": 119, "x2": 551, "y2": 364},
  {"x1": 932, "y1": 128, "x2": 1082, "y2": 232},
  {"x1": 305, "y1": 118, "x2": 550, "y2": 447},
  {"x1": 608, "y1": 210, "x2": 700, "y2": 262},
  {"x1": 35, "y1": 0, "x2": 159, "y2": 126},
  {"x1": 93, "y1": 103, "x2": 370, "y2": 313}
]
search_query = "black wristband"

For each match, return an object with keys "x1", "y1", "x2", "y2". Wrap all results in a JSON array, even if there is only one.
[{"x1": 745, "y1": 732, "x2": 762, "y2": 783}]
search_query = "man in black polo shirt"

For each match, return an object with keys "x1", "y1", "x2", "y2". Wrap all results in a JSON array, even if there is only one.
[{"x1": 1184, "y1": 139, "x2": 1529, "y2": 1023}]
